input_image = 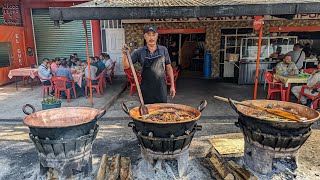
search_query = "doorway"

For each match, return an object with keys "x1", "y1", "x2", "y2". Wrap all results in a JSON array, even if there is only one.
[{"x1": 157, "y1": 30, "x2": 206, "y2": 78}]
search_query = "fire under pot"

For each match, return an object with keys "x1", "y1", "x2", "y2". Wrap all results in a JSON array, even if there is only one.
[
  {"x1": 229, "y1": 100, "x2": 320, "y2": 175},
  {"x1": 122, "y1": 101, "x2": 207, "y2": 177},
  {"x1": 22, "y1": 104, "x2": 105, "y2": 179}
]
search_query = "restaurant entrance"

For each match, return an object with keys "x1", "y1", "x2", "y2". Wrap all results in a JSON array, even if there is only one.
[{"x1": 157, "y1": 31, "x2": 206, "y2": 78}]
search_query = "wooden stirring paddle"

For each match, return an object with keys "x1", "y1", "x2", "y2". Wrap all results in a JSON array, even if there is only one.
[
  {"x1": 213, "y1": 96, "x2": 307, "y2": 122},
  {"x1": 124, "y1": 47, "x2": 149, "y2": 116}
]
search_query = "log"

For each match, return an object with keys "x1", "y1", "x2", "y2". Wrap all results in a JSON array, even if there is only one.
[
  {"x1": 208, "y1": 153, "x2": 234, "y2": 180},
  {"x1": 120, "y1": 156, "x2": 133, "y2": 180},
  {"x1": 96, "y1": 154, "x2": 108, "y2": 180},
  {"x1": 226, "y1": 161, "x2": 257, "y2": 180},
  {"x1": 105, "y1": 154, "x2": 121, "y2": 180}
]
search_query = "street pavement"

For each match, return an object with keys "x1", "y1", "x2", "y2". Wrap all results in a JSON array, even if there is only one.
[{"x1": 1, "y1": 76, "x2": 319, "y2": 179}]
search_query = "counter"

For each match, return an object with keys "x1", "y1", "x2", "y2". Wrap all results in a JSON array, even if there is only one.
[{"x1": 238, "y1": 61, "x2": 279, "y2": 85}]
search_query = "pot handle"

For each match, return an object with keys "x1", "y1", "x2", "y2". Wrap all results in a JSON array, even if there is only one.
[
  {"x1": 22, "y1": 104, "x2": 35, "y2": 115},
  {"x1": 121, "y1": 102, "x2": 130, "y2": 115},
  {"x1": 195, "y1": 124, "x2": 202, "y2": 131},
  {"x1": 128, "y1": 122, "x2": 135, "y2": 128},
  {"x1": 228, "y1": 98, "x2": 239, "y2": 113},
  {"x1": 197, "y1": 100, "x2": 207, "y2": 112},
  {"x1": 95, "y1": 110, "x2": 106, "y2": 120}
]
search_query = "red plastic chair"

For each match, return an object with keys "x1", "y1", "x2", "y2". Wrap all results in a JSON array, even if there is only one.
[
  {"x1": 303, "y1": 68, "x2": 317, "y2": 74},
  {"x1": 298, "y1": 83, "x2": 320, "y2": 109},
  {"x1": 52, "y1": 76, "x2": 77, "y2": 103},
  {"x1": 100, "y1": 69, "x2": 107, "y2": 90},
  {"x1": 124, "y1": 68, "x2": 142, "y2": 96},
  {"x1": 37, "y1": 72, "x2": 53, "y2": 98},
  {"x1": 105, "y1": 62, "x2": 116, "y2": 85},
  {"x1": 264, "y1": 72, "x2": 286, "y2": 101},
  {"x1": 85, "y1": 72, "x2": 105, "y2": 98}
]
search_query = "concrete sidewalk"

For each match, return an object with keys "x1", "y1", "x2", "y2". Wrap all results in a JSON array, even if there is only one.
[{"x1": 0, "y1": 77, "x2": 127, "y2": 119}]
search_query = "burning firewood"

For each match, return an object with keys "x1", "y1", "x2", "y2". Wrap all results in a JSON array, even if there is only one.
[
  {"x1": 120, "y1": 156, "x2": 133, "y2": 180},
  {"x1": 96, "y1": 154, "x2": 133, "y2": 180},
  {"x1": 204, "y1": 151, "x2": 234, "y2": 180},
  {"x1": 96, "y1": 154, "x2": 108, "y2": 180},
  {"x1": 106, "y1": 154, "x2": 121, "y2": 180},
  {"x1": 226, "y1": 161, "x2": 257, "y2": 180}
]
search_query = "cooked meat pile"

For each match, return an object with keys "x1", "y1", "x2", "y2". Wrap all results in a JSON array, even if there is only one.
[
  {"x1": 240, "y1": 104, "x2": 301, "y2": 121},
  {"x1": 139, "y1": 109, "x2": 196, "y2": 122}
]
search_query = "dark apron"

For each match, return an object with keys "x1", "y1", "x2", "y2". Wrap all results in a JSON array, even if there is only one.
[{"x1": 141, "y1": 55, "x2": 167, "y2": 104}]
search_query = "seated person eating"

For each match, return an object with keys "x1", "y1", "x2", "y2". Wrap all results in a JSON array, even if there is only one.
[{"x1": 275, "y1": 54, "x2": 299, "y2": 76}]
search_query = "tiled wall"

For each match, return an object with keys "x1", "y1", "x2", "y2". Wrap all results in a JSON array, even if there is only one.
[{"x1": 123, "y1": 19, "x2": 320, "y2": 77}]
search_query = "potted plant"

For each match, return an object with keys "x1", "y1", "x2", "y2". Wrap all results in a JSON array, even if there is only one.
[{"x1": 41, "y1": 97, "x2": 62, "y2": 110}]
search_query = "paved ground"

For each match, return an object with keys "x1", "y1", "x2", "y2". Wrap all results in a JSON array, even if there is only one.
[
  {"x1": 0, "y1": 77, "x2": 126, "y2": 119},
  {"x1": 0, "y1": 75, "x2": 319, "y2": 179}
]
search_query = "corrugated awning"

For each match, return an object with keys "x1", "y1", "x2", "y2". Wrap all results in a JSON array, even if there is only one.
[{"x1": 49, "y1": 0, "x2": 320, "y2": 20}]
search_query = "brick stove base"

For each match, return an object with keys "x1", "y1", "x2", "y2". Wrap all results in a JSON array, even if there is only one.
[
  {"x1": 244, "y1": 138, "x2": 299, "y2": 175},
  {"x1": 140, "y1": 146, "x2": 189, "y2": 177}
]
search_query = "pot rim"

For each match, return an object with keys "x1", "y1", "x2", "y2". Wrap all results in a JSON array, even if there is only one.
[
  {"x1": 128, "y1": 103, "x2": 202, "y2": 124},
  {"x1": 23, "y1": 107, "x2": 104, "y2": 128},
  {"x1": 236, "y1": 99, "x2": 320, "y2": 124}
]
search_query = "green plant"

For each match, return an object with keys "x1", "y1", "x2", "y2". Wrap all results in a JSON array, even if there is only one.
[{"x1": 42, "y1": 98, "x2": 61, "y2": 104}]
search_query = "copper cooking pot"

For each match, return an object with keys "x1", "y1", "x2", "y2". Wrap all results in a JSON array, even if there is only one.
[
  {"x1": 230, "y1": 100, "x2": 320, "y2": 135},
  {"x1": 122, "y1": 101, "x2": 207, "y2": 138},
  {"x1": 22, "y1": 104, "x2": 106, "y2": 139}
]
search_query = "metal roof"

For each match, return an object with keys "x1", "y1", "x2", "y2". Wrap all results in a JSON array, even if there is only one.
[
  {"x1": 49, "y1": 0, "x2": 320, "y2": 21},
  {"x1": 76, "y1": 0, "x2": 320, "y2": 7}
]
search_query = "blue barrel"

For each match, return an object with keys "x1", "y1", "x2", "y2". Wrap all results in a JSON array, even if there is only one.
[{"x1": 203, "y1": 51, "x2": 212, "y2": 79}]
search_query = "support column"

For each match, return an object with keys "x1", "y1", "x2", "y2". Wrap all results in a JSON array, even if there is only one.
[
  {"x1": 91, "y1": 20, "x2": 102, "y2": 56},
  {"x1": 22, "y1": 7, "x2": 37, "y2": 65}
]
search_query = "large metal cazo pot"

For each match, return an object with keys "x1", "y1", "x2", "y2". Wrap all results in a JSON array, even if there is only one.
[
  {"x1": 22, "y1": 104, "x2": 106, "y2": 139},
  {"x1": 122, "y1": 101, "x2": 207, "y2": 138},
  {"x1": 229, "y1": 100, "x2": 320, "y2": 136}
]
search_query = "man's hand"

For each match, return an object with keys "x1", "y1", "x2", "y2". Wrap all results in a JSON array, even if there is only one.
[
  {"x1": 122, "y1": 45, "x2": 131, "y2": 55},
  {"x1": 170, "y1": 85, "x2": 176, "y2": 98},
  {"x1": 122, "y1": 45, "x2": 131, "y2": 69}
]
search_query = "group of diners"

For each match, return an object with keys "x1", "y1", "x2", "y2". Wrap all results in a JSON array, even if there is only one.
[
  {"x1": 37, "y1": 53, "x2": 115, "y2": 99},
  {"x1": 272, "y1": 44, "x2": 320, "y2": 107}
]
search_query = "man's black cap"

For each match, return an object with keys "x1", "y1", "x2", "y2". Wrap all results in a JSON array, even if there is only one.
[{"x1": 144, "y1": 25, "x2": 158, "y2": 34}]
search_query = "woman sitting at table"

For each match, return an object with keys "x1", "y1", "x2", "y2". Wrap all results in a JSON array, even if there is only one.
[
  {"x1": 291, "y1": 63, "x2": 320, "y2": 106},
  {"x1": 275, "y1": 54, "x2": 299, "y2": 76},
  {"x1": 50, "y1": 57, "x2": 61, "y2": 75}
]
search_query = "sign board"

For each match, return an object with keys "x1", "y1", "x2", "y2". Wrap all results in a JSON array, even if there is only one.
[
  {"x1": 2, "y1": 1, "x2": 22, "y2": 26},
  {"x1": 122, "y1": 14, "x2": 320, "y2": 24},
  {"x1": 253, "y1": 16, "x2": 264, "y2": 30}
]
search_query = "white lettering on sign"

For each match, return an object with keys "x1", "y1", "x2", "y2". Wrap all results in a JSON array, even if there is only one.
[
  {"x1": 15, "y1": 33, "x2": 22, "y2": 66},
  {"x1": 15, "y1": 34, "x2": 20, "y2": 43},
  {"x1": 122, "y1": 14, "x2": 320, "y2": 24},
  {"x1": 17, "y1": 49, "x2": 22, "y2": 66}
]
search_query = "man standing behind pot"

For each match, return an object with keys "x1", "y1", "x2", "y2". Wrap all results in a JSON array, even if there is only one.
[{"x1": 122, "y1": 25, "x2": 176, "y2": 104}]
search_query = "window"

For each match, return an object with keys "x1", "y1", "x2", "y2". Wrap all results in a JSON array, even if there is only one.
[{"x1": 0, "y1": 42, "x2": 12, "y2": 67}]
